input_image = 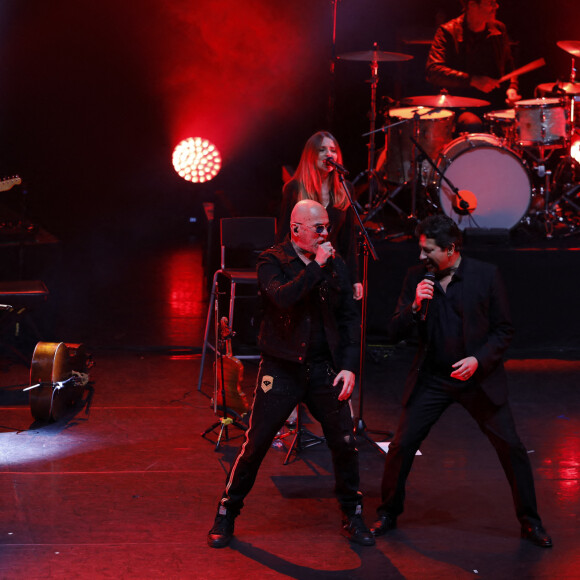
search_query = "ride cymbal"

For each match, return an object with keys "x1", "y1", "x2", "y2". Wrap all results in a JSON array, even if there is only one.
[
  {"x1": 337, "y1": 49, "x2": 413, "y2": 62},
  {"x1": 557, "y1": 40, "x2": 580, "y2": 57},
  {"x1": 401, "y1": 94, "x2": 490, "y2": 108},
  {"x1": 536, "y1": 81, "x2": 580, "y2": 96}
]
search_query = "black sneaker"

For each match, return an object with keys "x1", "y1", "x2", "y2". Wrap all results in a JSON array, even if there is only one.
[
  {"x1": 342, "y1": 513, "x2": 375, "y2": 546},
  {"x1": 207, "y1": 507, "x2": 236, "y2": 548}
]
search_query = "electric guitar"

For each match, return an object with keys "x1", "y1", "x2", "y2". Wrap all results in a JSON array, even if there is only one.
[{"x1": 0, "y1": 176, "x2": 22, "y2": 192}]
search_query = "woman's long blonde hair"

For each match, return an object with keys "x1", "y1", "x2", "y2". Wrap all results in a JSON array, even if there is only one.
[{"x1": 292, "y1": 131, "x2": 349, "y2": 210}]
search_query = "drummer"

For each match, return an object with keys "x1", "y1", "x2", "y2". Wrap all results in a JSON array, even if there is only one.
[{"x1": 425, "y1": 0, "x2": 522, "y2": 133}]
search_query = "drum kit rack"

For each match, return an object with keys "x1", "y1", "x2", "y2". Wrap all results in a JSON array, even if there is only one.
[{"x1": 340, "y1": 40, "x2": 580, "y2": 240}]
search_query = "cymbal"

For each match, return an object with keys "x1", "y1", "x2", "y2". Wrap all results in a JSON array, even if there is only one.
[
  {"x1": 337, "y1": 49, "x2": 413, "y2": 62},
  {"x1": 402, "y1": 39, "x2": 433, "y2": 46},
  {"x1": 536, "y1": 81, "x2": 580, "y2": 96},
  {"x1": 401, "y1": 94, "x2": 490, "y2": 108},
  {"x1": 557, "y1": 40, "x2": 580, "y2": 57}
]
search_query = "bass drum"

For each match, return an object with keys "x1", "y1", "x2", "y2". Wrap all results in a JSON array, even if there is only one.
[{"x1": 435, "y1": 134, "x2": 531, "y2": 230}]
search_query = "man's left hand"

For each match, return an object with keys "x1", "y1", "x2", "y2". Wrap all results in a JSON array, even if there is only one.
[
  {"x1": 353, "y1": 283, "x2": 363, "y2": 301},
  {"x1": 334, "y1": 370, "x2": 355, "y2": 400},
  {"x1": 506, "y1": 88, "x2": 522, "y2": 106},
  {"x1": 450, "y1": 356, "x2": 479, "y2": 381}
]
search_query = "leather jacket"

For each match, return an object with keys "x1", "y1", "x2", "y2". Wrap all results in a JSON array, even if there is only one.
[
  {"x1": 426, "y1": 14, "x2": 517, "y2": 99},
  {"x1": 256, "y1": 241, "x2": 360, "y2": 373}
]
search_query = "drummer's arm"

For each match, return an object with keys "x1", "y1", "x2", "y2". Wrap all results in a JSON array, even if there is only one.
[
  {"x1": 426, "y1": 27, "x2": 471, "y2": 89},
  {"x1": 502, "y1": 30, "x2": 521, "y2": 104}
]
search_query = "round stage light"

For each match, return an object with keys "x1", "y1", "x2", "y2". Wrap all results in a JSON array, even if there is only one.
[{"x1": 172, "y1": 137, "x2": 222, "y2": 183}]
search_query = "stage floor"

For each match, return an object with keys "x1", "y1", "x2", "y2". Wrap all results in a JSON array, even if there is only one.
[{"x1": 0, "y1": 241, "x2": 579, "y2": 579}]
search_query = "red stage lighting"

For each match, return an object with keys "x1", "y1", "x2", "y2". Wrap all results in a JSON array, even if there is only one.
[{"x1": 172, "y1": 137, "x2": 222, "y2": 183}]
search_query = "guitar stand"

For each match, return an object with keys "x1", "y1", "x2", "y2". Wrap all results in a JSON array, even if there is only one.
[
  {"x1": 201, "y1": 286, "x2": 247, "y2": 451},
  {"x1": 201, "y1": 413, "x2": 247, "y2": 452},
  {"x1": 281, "y1": 404, "x2": 325, "y2": 465}
]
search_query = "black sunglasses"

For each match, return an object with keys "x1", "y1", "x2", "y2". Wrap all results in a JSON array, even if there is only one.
[{"x1": 294, "y1": 223, "x2": 332, "y2": 234}]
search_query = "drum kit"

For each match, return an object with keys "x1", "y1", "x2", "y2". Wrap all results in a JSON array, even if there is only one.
[{"x1": 341, "y1": 40, "x2": 580, "y2": 238}]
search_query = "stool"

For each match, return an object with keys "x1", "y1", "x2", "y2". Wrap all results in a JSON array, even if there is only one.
[{"x1": 197, "y1": 217, "x2": 276, "y2": 391}]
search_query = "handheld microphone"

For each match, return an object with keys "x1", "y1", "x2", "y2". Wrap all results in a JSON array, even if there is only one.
[
  {"x1": 324, "y1": 157, "x2": 349, "y2": 175},
  {"x1": 419, "y1": 272, "x2": 436, "y2": 322}
]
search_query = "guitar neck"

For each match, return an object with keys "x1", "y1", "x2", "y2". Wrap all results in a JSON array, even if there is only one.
[{"x1": 0, "y1": 176, "x2": 22, "y2": 192}]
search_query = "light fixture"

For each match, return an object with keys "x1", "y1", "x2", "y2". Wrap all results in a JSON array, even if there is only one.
[{"x1": 172, "y1": 137, "x2": 222, "y2": 183}]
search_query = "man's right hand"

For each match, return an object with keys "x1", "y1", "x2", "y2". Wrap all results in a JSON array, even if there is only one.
[
  {"x1": 315, "y1": 242, "x2": 335, "y2": 267},
  {"x1": 413, "y1": 277, "x2": 435, "y2": 312},
  {"x1": 470, "y1": 75, "x2": 499, "y2": 93}
]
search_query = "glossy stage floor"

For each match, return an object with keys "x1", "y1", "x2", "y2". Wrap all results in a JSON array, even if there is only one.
[{"x1": 0, "y1": 238, "x2": 579, "y2": 579}]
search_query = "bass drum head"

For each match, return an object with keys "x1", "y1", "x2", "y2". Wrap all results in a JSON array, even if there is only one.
[{"x1": 438, "y1": 134, "x2": 531, "y2": 230}]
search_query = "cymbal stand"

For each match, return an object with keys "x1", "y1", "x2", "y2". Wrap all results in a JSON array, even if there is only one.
[
  {"x1": 352, "y1": 44, "x2": 382, "y2": 212},
  {"x1": 362, "y1": 117, "x2": 410, "y2": 224},
  {"x1": 327, "y1": 0, "x2": 339, "y2": 130},
  {"x1": 363, "y1": 109, "x2": 444, "y2": 230},
  {"x1": 201, "y1": 288, "x2": 247, "y2": 450}
]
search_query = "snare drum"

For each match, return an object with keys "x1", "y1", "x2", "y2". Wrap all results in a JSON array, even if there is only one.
[
  {"x1": 515, "y1": 98, "x2": 569, "y2": 147},
  {"x1": 484, "y1": 109, "x2": 516, "y2": 143},
  {"x1": 434, "y1": 134, "x2": 531, "y2": 230},
  {"x1": 376, "y1": 107, "x2": 455, "y2": 184}
]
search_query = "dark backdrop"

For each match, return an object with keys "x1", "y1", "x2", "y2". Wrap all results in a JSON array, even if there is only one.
[{"x1": 0, "y1": 0, "x2": 578, "y2": 347}]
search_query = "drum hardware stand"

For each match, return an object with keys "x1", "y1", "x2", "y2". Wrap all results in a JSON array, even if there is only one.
[
  {"x1": 279, "y1": 404, "x2": 325, "y2": 465},
  {"x1": 362, "y1": 108, "x2": 440, "y2": 231},
  {"x1": 409, "y1": 136, "x2": 481, "y2": 228},
  {"x1": 201, "y1": 289, "x2": 247, "y2": 451},
  {"x1": 352, "y1": 46, "x2": 383, "y2": 214},
  {"x1": 523, "y1": 139, "x2": 575, "y2": 236},
  {"x1": 335, "y1": 162, "x2": 393, "y2": 450}
]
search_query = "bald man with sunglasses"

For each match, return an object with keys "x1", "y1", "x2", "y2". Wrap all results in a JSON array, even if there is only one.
[{"x1": 207, "y1": 200, "x2": 374, "y2": 549}]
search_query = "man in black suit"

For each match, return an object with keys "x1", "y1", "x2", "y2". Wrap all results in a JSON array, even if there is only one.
[{"x1": 371, "y1": 215, "x2": 552, "y2": 547}]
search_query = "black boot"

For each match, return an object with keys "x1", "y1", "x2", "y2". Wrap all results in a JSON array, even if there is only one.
[
  {"x1": 371, "y1": 512, "x2": 397, "y2": 536},
  {"x1": 341, "y1": 504, "x2": 375, "y2": 546},
  {"x1": 521, "y1": 523, "x2": 553, "y2": 548},
  {"x1": 207, "y1": 506, "x2": 237, "y2": 548}
]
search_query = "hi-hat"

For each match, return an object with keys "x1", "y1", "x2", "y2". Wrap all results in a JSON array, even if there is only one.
[
  {"x1": 401, "y1": 94, "x2": 490, "y2": 108},
  {"x1": 337, "y1": 49, "x2": 413, "y2": 62},
  {"x1": 557, "y1": 40, "x2": 580, "y2": 57}
]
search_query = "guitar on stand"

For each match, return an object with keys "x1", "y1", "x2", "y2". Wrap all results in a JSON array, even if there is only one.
[
  {"x1": 213, "y1": 317, "x2": 249, "y2": 418},
  {"x1": 201, "y1": 296, "x2": 248, "y2": 450},
  {"x1": 25, "y1": 342, "x2": 92, "y2": 422}
]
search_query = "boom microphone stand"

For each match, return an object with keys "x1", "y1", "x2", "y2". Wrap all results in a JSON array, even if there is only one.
[
  {"x1": 331, "y1": 161, "x2": 393, "y2": 449},
  {"x1": 409, "y1": 136, "x2": 480, "y2": 228}
]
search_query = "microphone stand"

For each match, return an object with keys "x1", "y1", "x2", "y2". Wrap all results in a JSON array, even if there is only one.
[
  {"x1": 335, "y1": 165, "x2": 393, "y2": 450},
  {"x1": 408, "y1": 136, "x2": 481, "y2": 228}
]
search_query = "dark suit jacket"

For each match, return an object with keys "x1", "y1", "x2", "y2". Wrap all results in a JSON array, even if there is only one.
[{"x1": 388, "y1": 256, "x2": 514, "y2": 407}]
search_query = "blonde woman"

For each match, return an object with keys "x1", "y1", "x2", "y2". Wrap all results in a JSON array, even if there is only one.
[{"x1": 277, "y1": 131, "x2": 362, "y2": 300}]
